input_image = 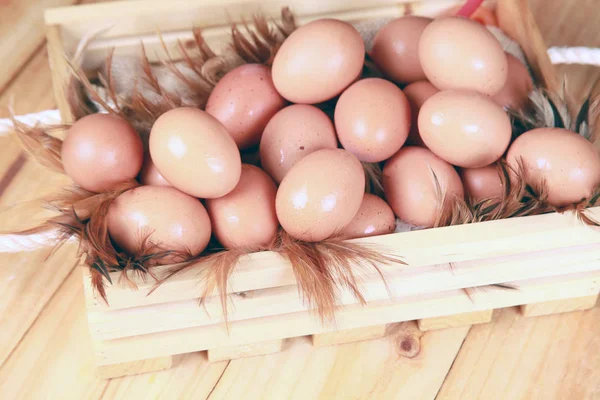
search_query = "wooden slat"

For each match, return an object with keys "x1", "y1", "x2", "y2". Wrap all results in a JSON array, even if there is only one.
[
  {"x1": 86, "y1": 248, "x2": 600, "y2": 340},
  {"x1": 437, "y1": 305, "x2": 600, "y2": 399},
  {"x1": 86, "y1": 209, "x2": 600, "y2": 311},
  {"x1": 311, "y1": 325, "x2": 387, "y2": 347},
  {"x1": 418, "y1": 309, "x2": 494, "y2": 331},
  {"x1": 207, "y1": 339, "x2": 284, "y2": 362},
  {"x1": 97, "y1": 355, "x2": 174, "y2": 380},
  {"x1": 92, "y1": 271, "x2": 600, "y2": 365},
  {"x1": 206, "y1": 326, "x2": 470, "y2": 399},
  {"x1": 520, "y1": 295, "x2": 599, "y2": 318}
]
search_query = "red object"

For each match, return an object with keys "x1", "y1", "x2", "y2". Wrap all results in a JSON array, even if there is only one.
[{"x1": 456, "y1": 0, "x2": 485, "y2": 18}]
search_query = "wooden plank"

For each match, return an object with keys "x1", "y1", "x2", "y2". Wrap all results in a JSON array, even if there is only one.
[
  {"x1": 86, "y1": 250, "x2": 600, "y2": 340},
  {"x1": 311, "y1": 325, "x2": 387, "y2": 347},
  {"x1": 206, "y1": 326, "x2": 470, "y2": 399},
  {"x1": 520, "y1": 295, "x2": 599, "y2": 318},
  {"x1": 86, "y1": 211, "x2": 600, "y2": 312},
  {"x1": 418, "y1": 309, "x2": 494, "y2": 332},
  {"x1": 0, "y1": 0, "x2": 79, "y2": 93},
  {"x1": 208, "y1": 339, "x2": 284, "y2": 362},
  {"x1": 92, "y1": 271, "x2": 600, "y2": 365},
  {"x1": 437, "y1": 305, "x2": 600, "y2": 399},
  {"x1": 98, "y1": 355, "x2": 173, "y2": 380},
  {"x1": 46, "y1": 25, "x2": 75, "y2": 124}
]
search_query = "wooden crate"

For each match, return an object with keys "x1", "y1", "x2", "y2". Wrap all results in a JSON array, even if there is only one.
[{"x1": 44, "y1": 0, "x2": 600, "y2": 379}]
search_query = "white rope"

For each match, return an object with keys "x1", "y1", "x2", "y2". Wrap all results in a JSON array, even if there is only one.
[
  {"x1": 547, "y1": 46, "x2": 600, "y2": 66},
  {"x1": 1, "y1": 45, "x2": 600, "y2": 253}
]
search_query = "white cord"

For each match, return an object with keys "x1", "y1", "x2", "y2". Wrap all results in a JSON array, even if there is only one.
[{"x1": 1, "y1": 45, "x2": 600, "y2": 253}]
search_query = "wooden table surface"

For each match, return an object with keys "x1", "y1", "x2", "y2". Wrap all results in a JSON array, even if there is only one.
[{"x1": 0, "y1": 1, "x2": 599, "y2": 399}]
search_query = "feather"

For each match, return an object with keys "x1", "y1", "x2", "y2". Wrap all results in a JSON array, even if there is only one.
[{"x1": 9, "y1": 120, "x2": 66, "y2": 174}]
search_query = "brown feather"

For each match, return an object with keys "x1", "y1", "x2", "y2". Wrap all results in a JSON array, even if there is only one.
[
  {"x1": 10, "y1": 120, "x2": 67, "y2": 173},
  {"x1": 362, "y1": 162, "x2": 384, "y2": 197}
]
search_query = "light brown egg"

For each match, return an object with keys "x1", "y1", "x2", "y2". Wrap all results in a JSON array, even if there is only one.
[
  {"x1": 206, "y1": 164, "x2": 278, "y2": 250},
  {"x1": 403, "y1": 81, "x2": 439, "y2": 147},
  {"x1": 418, "y1": 90, "x2": 511, "y2": 168},
  {"x1": 338, "y1": 193, "x2": 396, "y2": 239},
  {"x1": 383, "y1": 146, "x2": 464, "y2": 227},
  {"x1": 276, "y1": 149, "x2": 365, "y2": 242},
  {"x1": 370, "y1": 16, "x2": 432, "y2": 84},
  {"x1": 260, "y1": 104, "x2": 338, "y2": 183},
  {"x1": 459, "y1": 164, "x2": 504, "y2": 203},
  {"x1": 419, "y1": 16, "x2": 508, "y2": 96},
  {"x1": 335, "y1": 78, "x2": 411, "y2": 162},
  {"x1": 506, "y1": 128, "x2": 600, "y2": 207},
  {"x1": 492, "y1": 53, "x2": 533, "y2": 110},
  {"x1": 61, "y1": 114, "x2": 143, "y2": 193},
  {"x1": 149, "y1": 107, "x2": 242, "y2": 199},
  {"x1": 139, "y1": 153, "x2": 171, "y2": 186},
  {"x1": 271, "y1": 19, "x2": 365, "y2": 104},
  {"x1": 107, "y1": 186, "x2": 211, "y2": 261},
  {"x1": 205, "y1": 64, "x2": 286, "y2": 150}
]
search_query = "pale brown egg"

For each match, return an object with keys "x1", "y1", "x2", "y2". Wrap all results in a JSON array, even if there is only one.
[
  {"x1": 276, "y1": 149, "x2": 365, "y2": 242},
  {"x1": 149, "y1": 107, "x2": 242, "y2": 199},
  {"x1": 459, "y1": 164, "x2": 504, "y2": 203},
  {"x1": 403, "y1": 81, "x2": 439, "y2": 147},
  {"x1": 205, "y1": 64, "x2": 286, "y2": 150},
  {"x1": 383, "y1": 146, "x2": 464, "y2": 227},
  {"x1": 61, "y1": 114, "x2": 143, "y2": 193},
  {"x1": 370, "y1": 16, "x2": 432, "y2": 84},
  {"x1": 139, "y1": 153, "x2": 171, "y2": 186},
  {"x1": 271, "y1": 19, "x2": 365, "y2": 104},
  {"x1": 206, "y1": 164, "x2": 278, "y2": 250},
  {"x1": 492, "y1": 53, "x2": 533, "y2": 110},
  {"x1": 335, "y1": 78, "x2": 411, "y2": 162},
  {"x1": 338, "y1": 193, "x2": 396, "y2": 239},
  {"x1": 506, "y1": 128, "x2": 600, "y2": 207},
  {"x1": 107, "y1": 186, "x2": 211, "y2": 261},
  {"x1": 419, "y1": 16, "x2": 508, "y2": 96},
  {"x1": 418, "y1": 90, "x2": 511, "y2": 168},
  {"x1": 260, "y1": 104, "x2": 338, "y2": 183}
]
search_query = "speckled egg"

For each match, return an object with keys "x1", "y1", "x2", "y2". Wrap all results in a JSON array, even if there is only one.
[
  {"x1": 459, "y1": 164, "x2": 504, "y2": 203},
  {"x1": 338, "y1": 193, "x2": 396, "y2": 239}
]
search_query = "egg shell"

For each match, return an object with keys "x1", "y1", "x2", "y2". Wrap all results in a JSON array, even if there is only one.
[
  {"x1": 338, "y1": 193, "x2": 396, "y2": 239},
  {"x1": 260, "y1": 104, "x2": 338, "y2": 183},
  {"x1": 419, "y1": 16, "x2": 508, "y2": 96},
  {"x1": 403, "y1": 81, "x2": 439, "y2": 147},
  {"x1": 369, "y1": 16, "x2": 432, "y2": 84},
  {"x1": 206, "y1": 64, "x2": 286, "y2": 150},
  {"x1": 276, "y1": 149, "x2": 365, "y2": 242},
  {"x1": 206, "y1": 164, "x2": 278, "y2": 250},
  {"x1": 107, "y1": 186, "x2": 211, "y2": 261},
  {"x1": 492, "y1": 53, "x2": 533, "y2": 110},
  {"x1": 271, "y1": 19, "x2": 365, "y2": 104},
  {"x1": 149, "y1": 107, "x2": 242, "y2": 199},
  {"x1": 506, "y1": 128, "x2": 600, "y2": 207},
  {"x1": 418, "y1": 90, "x2": 512, "y2": 168},
  {"x1": 139, "y1": 153, "x2": 171, "y2": 186},
  {"x1": 61, "y1": 114, "x2": 143, "y2": 193},
  {"x1": 459, "y1": 164, "x2": 504, "y2": 203},
  {"x1": 383, "y1": 146, "x2": 464, "y2": 228},
  {"x1": 335, "y1": 78, "x2": 411, "y2": 163}
]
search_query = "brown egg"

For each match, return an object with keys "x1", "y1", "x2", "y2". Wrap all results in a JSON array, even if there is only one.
[
  {"x1": 260, "y1": 104, "x2": 338, "y2": 183},
  {"x1": 276, "y1": 149, "x2": 365, "y2": 242},
  {"x1": 403, "y1": 81, "x2": 439, "y2": 147},
  {"x1": 61, "y1": 114, "x2": 143, "y2": 192},
  {"x1": 370, "y1": 16, "x2": 432, "y2": 84},
  {"x1": 418, "y1": 90, "x2": 511, "y2": 168},
  {"x1": 338, "y1": 193, "x2": 396, "y2": 239},
  {"x1": 335, "y1": 78, "x2": 411, "y2": 162},
  {"x1": 419, "y1": 16, "x2": 508, "y2": 96},
  {"x1": 107, "y1": 186, "x2": 211, "y2": 260},
  {"x1": 206, "y1": 64, "x2": 286, "y2": 150},
  {"x1": 149, "y1": 107, "x2": 242, "y2": 199},
  {"x1": 492, "y1": 53, "x2": 533, "y2": 110},
  {"x1": 459, "y1": 164, "x2": 504, "y2": 203},
  {"x1": 506, "y1": 128, "x2": 600, "y2": 207},
  {"x1": 139, "y1": 153, "x2": 171, "y2": 186},
  {"x1": 271, "y1": 19, "x2": 365, "y2": 104},
  {"x1": 383, "y1": 146, "x2": 464, "y2": 227},
  {"x1": 206, "y1": 164, "x2": 278, "y2": 250}
]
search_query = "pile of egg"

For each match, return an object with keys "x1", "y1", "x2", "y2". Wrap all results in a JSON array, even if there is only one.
[{"x1": 60, "y1": 14, "x2": 600, "y2": 262}]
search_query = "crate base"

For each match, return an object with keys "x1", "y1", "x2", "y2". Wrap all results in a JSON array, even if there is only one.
[{"x1": 96, "y1": 295, "x2": 599, "y2": 379}]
